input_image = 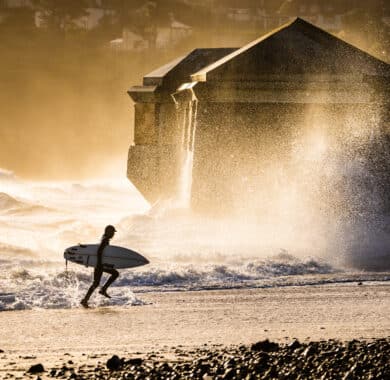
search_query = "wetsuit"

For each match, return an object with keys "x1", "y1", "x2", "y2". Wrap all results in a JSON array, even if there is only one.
[{"x1": 82, "y1": 235, "x2": 119, "y2": 303}]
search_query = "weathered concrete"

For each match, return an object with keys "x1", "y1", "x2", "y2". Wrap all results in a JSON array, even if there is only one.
[
  {"x1": 127, "y1": 18, "x2": 389, "y2": 214},
  {"x1": 127, "y1": 48, "x2": 236, "y2": 203}
]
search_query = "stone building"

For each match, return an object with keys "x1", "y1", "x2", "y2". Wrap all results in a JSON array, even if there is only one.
[{"x1": 127, "y1": 18, "x2": 389, "y2": 215}]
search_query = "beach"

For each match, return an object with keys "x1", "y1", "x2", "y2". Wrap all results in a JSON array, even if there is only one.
[
  {"x1": 0, "y1": 282, "x2": 389, "y2": 378},
  {"x1": 0, "y1": 175, "x2": 389, "y2": 378},
  {"x1": 1, "y1": 2, "x2": 390, "y2": 378}
]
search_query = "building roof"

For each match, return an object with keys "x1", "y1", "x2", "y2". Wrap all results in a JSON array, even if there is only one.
[
  {"x1": 142, "y1": 48, "x2": 237, "y2": 90},
  {"x1": 191, "y1": 18, "x2": 390, "y2": 82},
  {"x1": 143, "y1": 55, "x2": 187, "y2": 84}
]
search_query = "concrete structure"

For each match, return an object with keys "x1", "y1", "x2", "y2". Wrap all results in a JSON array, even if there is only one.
[
  {"x1": 127, "y1": 18, "x2": 389, "y2": 215},
  {"x1": 127, "y1": 47, "x2": 236, "y2": 203}
]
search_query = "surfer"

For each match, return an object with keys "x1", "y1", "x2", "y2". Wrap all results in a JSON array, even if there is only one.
[{"x1": 81, "y1": 225, "x2": 119, "y2": 308}]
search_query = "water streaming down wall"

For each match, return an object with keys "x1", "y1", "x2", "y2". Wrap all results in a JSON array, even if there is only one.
[
  {"x1": 177, "y1": 99, "x2": 198, "y2": 207},
  {"x1": 127, "y1": 18, "x2": 389, "y2": 239}
]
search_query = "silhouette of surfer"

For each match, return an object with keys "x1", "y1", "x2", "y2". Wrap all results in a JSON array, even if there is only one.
[{"x1": 81, "y1": 225, "x2": 119, "y2": 308}]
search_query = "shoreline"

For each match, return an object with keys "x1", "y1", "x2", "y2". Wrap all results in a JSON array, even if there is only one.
[{"x1": 0, "y1": 283, "x2": 389, "y2": 378}]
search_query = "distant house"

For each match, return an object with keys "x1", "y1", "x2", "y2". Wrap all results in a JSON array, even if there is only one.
[
  {"x1": 73, "y1": 7, "x2": 115, "y2": 30},
  {"x1": 170, "y1": 20, "x2": 192, "y2": 42},
  {"x1": 227, "y1": 8, "x2": 252, "y2": 22},
  {"x1": 35, "y1": 4, "x2": 115, "y2": 30},
  {"x1": 156, "y1": 17, "x2": 192, "y2": 49},
  {"x1": 110, "y1": 29, "x2": 148, "y2": 52}
]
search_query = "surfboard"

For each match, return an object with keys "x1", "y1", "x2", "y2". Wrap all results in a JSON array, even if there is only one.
[{"x1": 64, "y1": 244, "x2": 149, "y2": 269}]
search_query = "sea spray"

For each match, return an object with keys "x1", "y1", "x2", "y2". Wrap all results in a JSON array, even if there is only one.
[
  {"x1": 0, "y1": 170, "x2": 389, "y2": 312},
  {"x1": 177, "y1": 99, "x2": 198, "y2": 208}
]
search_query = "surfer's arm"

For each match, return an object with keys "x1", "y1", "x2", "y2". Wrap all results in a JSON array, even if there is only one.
[{"x1": 96, "y1": 238, "x2": 109, "y2": 267}]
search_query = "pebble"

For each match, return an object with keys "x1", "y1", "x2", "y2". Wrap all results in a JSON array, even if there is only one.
[
  {"x1": 27, "y1": 363, "x2": 45, "y2": 374},
  {"x1": 106, "y1": 355, "x2": 123, "y2": 371},
  {"x1": 25, "y1": 338, "x2": 390, "y2": 380}
]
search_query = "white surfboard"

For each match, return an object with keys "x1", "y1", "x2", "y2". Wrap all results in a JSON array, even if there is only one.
[{"x1": 64, "y1": 244, "x2": 149, "y2": 269}]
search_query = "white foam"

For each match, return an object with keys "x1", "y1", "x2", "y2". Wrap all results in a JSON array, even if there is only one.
[
  {"x1": 0, "y1": 259, "x2": 389, "y2": 311},
  {"x1": 0, "y1": 170, "x2": 389, "y2": 311}
]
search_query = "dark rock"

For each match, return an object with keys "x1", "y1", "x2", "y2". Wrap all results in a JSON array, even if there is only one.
[
  {"x1": 106, "y1": 355, "x2": 123, "y2": 371},
  {"x1": 27, "y1": 364, "x2": 45, "y2": 374},
  {"x1": 258, "y1": 352, "x2": 270, "y2": 363},
  {"x1": 126, "y1": 358, "x2": 144, "y2": 366},
  {"x1": 223, "y1": 357, "x2": 236, "y2": 368},
  {"x1": 288, "y1": 339, "x2": 301, "y2": 350},
  {"x1": 263, "y1": 365, "x2": 278, "y2": 378},
  {"x1": 49, "y1": 368, "x2": 56, "y2": 377},
  {"x1": 251, "y1": 339, "x2": 279, "y2": 352},
  {"x1": 21, "y1": 338, "x2": 390, "y2": 379},
  {"x1": 302, "y1": 345, "x2": 317, "y2": 358},
  {"x1": 222, "y1": 367, "x2": 234, "y2": 379}
]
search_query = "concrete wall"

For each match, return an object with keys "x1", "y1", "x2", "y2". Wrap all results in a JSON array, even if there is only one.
[
  {"x1": 190, "y1": 100, "x2": 389, "y2": 217},
  {"x1": 127, "y1": 99, "x2": 183, "y2": 204}
]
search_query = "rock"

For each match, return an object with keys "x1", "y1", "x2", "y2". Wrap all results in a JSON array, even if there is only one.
[
  {"x1": 19, "y1": 338, "x2": 390, "y2": 379},
  {"x1": 222, "y1": 367, "x2": 234, "y2": 379},
  {"x1": 263, "y1": 365, "x2": 278, "y2": 378},
  {"x1": 257, "y1": 351, "x2": 270, "y2": 367},
  {"x1": 302, "y1": 345, "x2": 317, "y2": 358},
  {"x1": 27, "y1": 363, "x2": 45, "y2": 374},
  {"x1": 49, "y1": 368, "x2": 56, "y2": 377},
  {"x1": 288, "y1": 339, "x2": 301, "y2": 350},
  {"x1": 223, "y1": 357, "x2": 235, "y2": 368},
  {"x1": 251, "y1": 339, "x2": 279, "y2": 352},
  {"x1": 106, "y1": 355, "x2": 123, "y2": 371},
  {"x1": 126, "y1": 358, "x2": 144, "y2": 366}
]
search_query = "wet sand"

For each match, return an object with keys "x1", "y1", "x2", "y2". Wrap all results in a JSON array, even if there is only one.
[{"x1": 0, "y1": 283, "x2": 389, "y2": 378}]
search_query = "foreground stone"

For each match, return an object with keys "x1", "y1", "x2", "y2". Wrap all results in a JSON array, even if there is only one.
[
  {"x1": 27, "y1": 363, "x2": 45, "y2": 374},
  {"x1": 47, "y1": 338, "x2": 389, "y2": 379}
]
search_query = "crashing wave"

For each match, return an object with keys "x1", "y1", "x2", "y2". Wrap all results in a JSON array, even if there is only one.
[{"x1": 0, "y1": 254, "x2": 389, "y2": 311}]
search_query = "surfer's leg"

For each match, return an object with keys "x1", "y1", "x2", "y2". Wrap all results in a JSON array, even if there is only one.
[
  {"x1": 99, "y1": 268, "x2": 119, "y2": 297},
  {"x1": 81, "y1": 268, "x2": 103, "y2": 306}
]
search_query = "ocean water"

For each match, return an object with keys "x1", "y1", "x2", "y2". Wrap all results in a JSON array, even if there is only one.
[{"x1": 0, "y1": 169, "x2": 388, "y2": 311}]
